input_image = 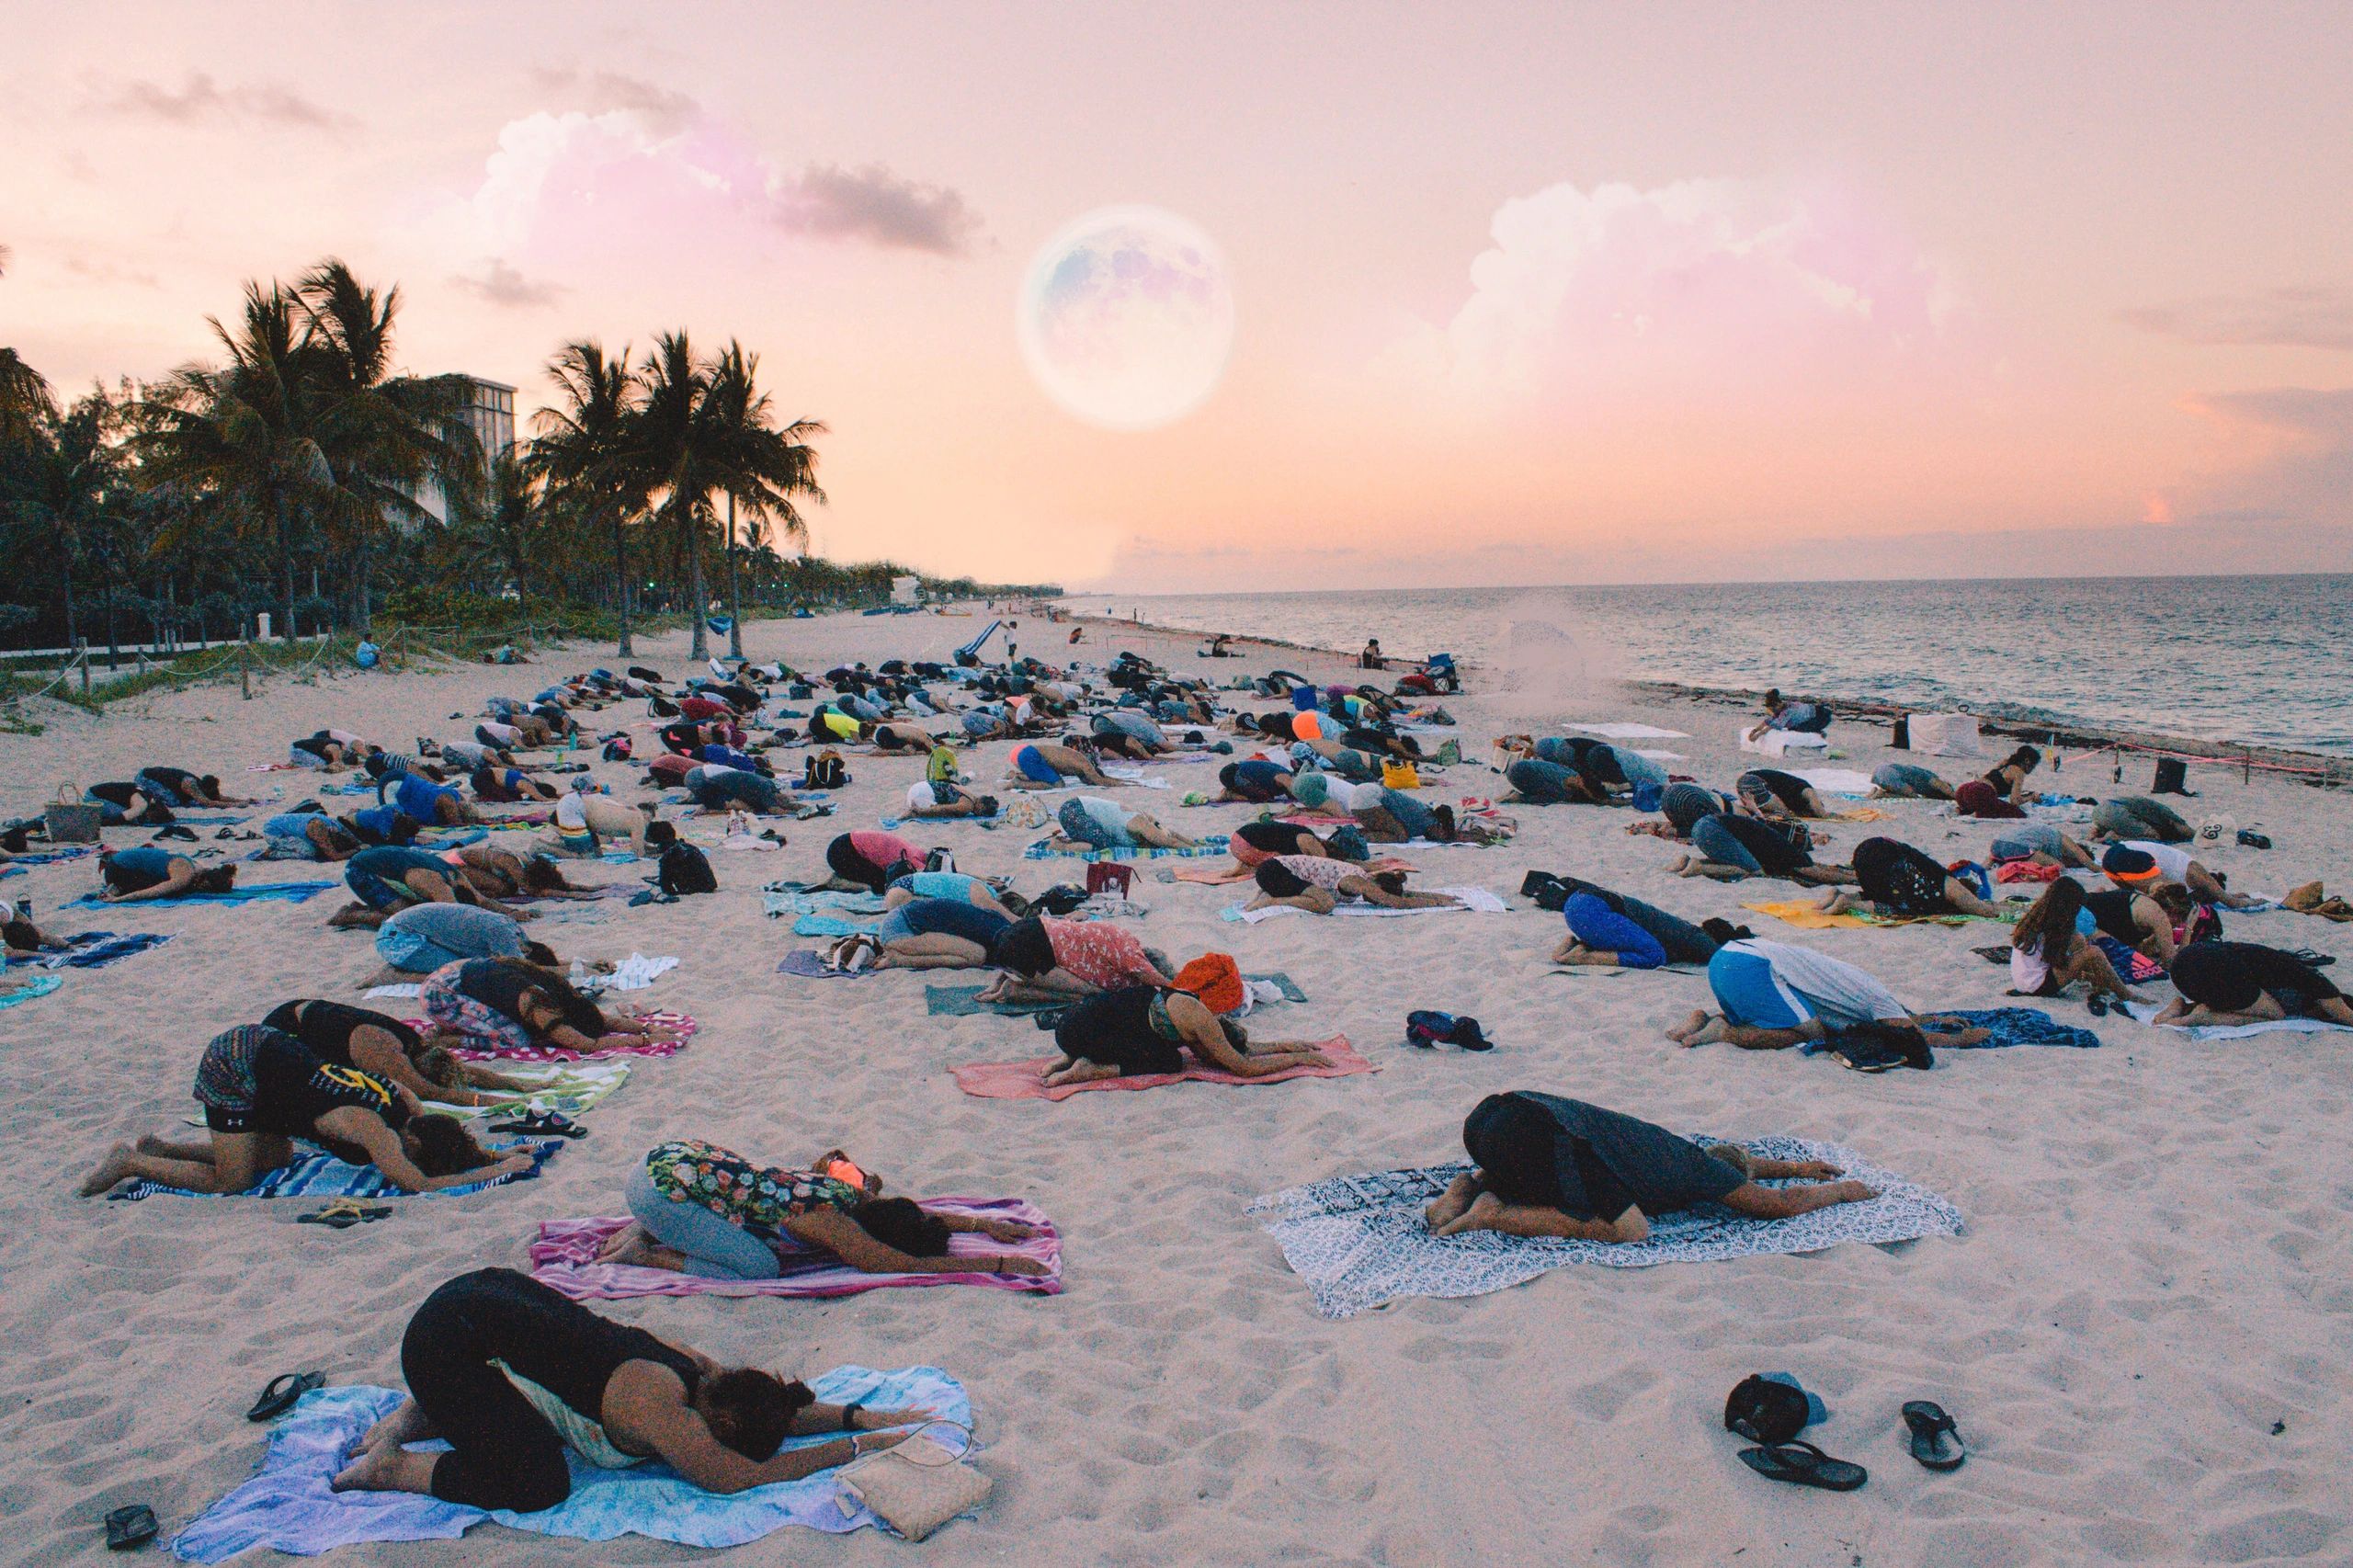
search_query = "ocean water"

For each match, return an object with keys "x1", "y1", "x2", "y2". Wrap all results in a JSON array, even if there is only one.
[{"x1": 1097, "y1": 576, "x2": 2353, "y2": 756}]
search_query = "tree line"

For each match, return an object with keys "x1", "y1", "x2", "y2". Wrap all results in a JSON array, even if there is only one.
[{"x1": 0, "y1": 248, "x2": 1060, "y2": 665}]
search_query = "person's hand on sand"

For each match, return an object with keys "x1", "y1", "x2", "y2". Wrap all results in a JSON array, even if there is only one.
[
  {"x1": 489, "y1": 1153, "x2": 536, "y2": 1179},
  {"x1": 850, "y1": 1405, "x2": 938, "y2": 1431},
  {"x1": 984, "y1": 1255, "x2": 1050, "y2": 1278}
]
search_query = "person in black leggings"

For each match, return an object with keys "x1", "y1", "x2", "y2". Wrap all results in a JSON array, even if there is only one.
[
  {"x1": 1817, "y1": 836, "x2": 2005, "y2": 919},
  {"x1": 331, "y1": 1267, "x2": 932, "y2": 1509}
]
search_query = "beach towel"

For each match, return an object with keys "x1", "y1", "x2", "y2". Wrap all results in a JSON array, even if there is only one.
[
  {"x1": 925, "y1": 972, "x2": 1307, "y2": 1017},
  {"x1": 778, "y1": 949, "x2": 870, "y2": 979},
  {"x1": 1566, "y1": 722, "x2": 1689, "y2": 739},
  {"x1": 1222, "y1": 886, "x2": 1507, "y2": 924},
  {"x1": 446, "y1": 1011, "x2": 696, "y2": 1064},
  {"x1": 0, "y1": 845, "x2": 97, "y2": 865},
  {"x1": 793, "y1": 912, "x2": 877, "y2": 937},
  {"x1": 580, "y1": 953, "x2": 678, "y2": 993},
  {"x1": 0, "y1": 974, "x2": 63, "y2": 1009},
  {"x1": 1741, "y1": 898, "x2": 2010, "y2": 931},
  {"x1": 761, "y1": 884, "x2": 889, "y2": 917},
  {"x1": 877, "y1": 812, "x2": 1005, "y2": 832},
  {"x1": 1024, "y1": 835, "x2": 1230, "y2": 862},
  {"x1": 67, "y1": 879, "x2": 337, "y2": 911},
  {"x1": 1247, "y1": 1137, "x2": 1962, "y2": 1319},
  {"x1": 109, "y1": 1139, "x2": 556, "y2": 1202},
  {"x1": 1804, "y1": 1006, "x2": 2098, "y2": 1053},
  {"x1": 425, "y1": 1062, "x2": 631, "y2": 1119},
  {"x1": 413, "y1": 828, "x2": 490, "y2": 849},
  {"x1": 1792, "y1": 768, "x2": 1881, "y2": 798},
  {"x1": 6, "y1": 930, "x2": 174, "y2": 970},
  {"x1": 2120, "y1": 1001, "x2": 2353, "y2": 1040},
  {"x1": 166, "y1": 1368, "x2": 974, "y2": 1562},
  {"x1": 953, "y1": 1036, "x2": 1371, "y2": 1101},
  {"x1": 1097, "y1": 765, "x2": 1170, "y2": 789},
  {"x1": 528, "y1": 1199, "x2": 1061, "y2": 1301}
]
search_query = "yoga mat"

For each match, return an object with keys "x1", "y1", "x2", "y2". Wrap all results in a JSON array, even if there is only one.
[
  {"x1": 1222, "y1": 886, "x2": 1507, "y2": 923},
  {"x1": 792, "y1": 912, "x2": 874, "y2": 937},
  {"x1": 167, "y1": 1368, "x2": 974, "y2": 1562},
  {"x1": 110, "y1": 1139, "x2": 556, "y2": 1202},
  {"x1": 2120, "y1": 1000, "x2": 2353, "y2": 1040},
  {"x1": 760, "y1": 884, "x2": 889, "y2": 916},
  {"x1": 777, "y1": 949, "x2": 869, "y2": 979},
  {"x1": 425, "y1": 1062, "x2": 631, "y2": 1119},
  {"x1": 878, "y1": 812, "x2": 1005, "y2": 831},
  {"x1": 1248, "y1": 1137, "x2": 1963, "y2": 1319},
  {"x1": 529, "y1": 1198, "x2": 1061, "y2": 1300},
  {"x1": 1804, "y1": 1006, "x2": 2098, "y2": 1054},
  {"x1": 1024, "y1": 835, "x2": 1230, "y2": 862},
  {"x1": 953, "y1": 1036, "x2": 1370, "y2": 1101},
  {"x1": 925, "y1": 971, "x2": 1307, "y2": 1017},
  {"x1": 0, "y1": 974, "x2": 63, "y2": 1009},
  {"x1": 446, "y1": 1011, "x2": 696, "y2": 1064},
  {"x1": 0, "y1": 845, "x2": 96, "y2": 865},
  {"x1": 6, "y1": 930, "x2": 173, "y2": 970},
  {"x1": 1792, "y1": 768, "x2": 1881, "y2": 798},
  {"x1": 68, "y1": 880, "x2": 337, "y2": 910},
  {"x1": 1743, "y1": 898, "x2": 2002, "y2": 931}
]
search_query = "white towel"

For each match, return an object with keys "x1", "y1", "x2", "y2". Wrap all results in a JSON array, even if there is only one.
[
  {"x1": 1566, "y1": 722, "x2": 1689, "y2": 739},
  {"x1": 1792, "y1": 768, "x2": 1880, "y2": 798},
  {"x1": 1224, "y1": 886, "x2": 1508, "y2": 924},
  {"x1": 2121, "y1": 1000, "x2": 2348, "y2": 1040},
  {"x1": 574, "y1": 953, "x2": 680, "y2": 994}
]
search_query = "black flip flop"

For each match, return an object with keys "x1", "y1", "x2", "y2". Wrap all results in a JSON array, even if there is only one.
[
  {"x1": 105, "y1": 1504, "x2": 158, "y2": 1551},
  {"x1": 1739, "y1": 1439, "x2": 1867, "y2": 1490},
  {"x1": 1903, "y1": 1401, "x2": 1968, "y2": 1471},
  {"x1": 488, "y1": 1109, "x2": 586, "y2": 1140},
  {"x1": 297, "y1": 1199, "x2": 392, "y2": 1230},
  {"x1": 246, "y1": 1370, "x2": 323, "y2": 1421}
]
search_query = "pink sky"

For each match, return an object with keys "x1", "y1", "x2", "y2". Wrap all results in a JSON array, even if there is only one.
[{"x1": 6, "y1": 3, "x2": 2350, "y2": 588}]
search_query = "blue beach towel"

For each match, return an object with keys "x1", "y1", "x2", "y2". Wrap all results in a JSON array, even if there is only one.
[
  {"x1": 0, "y1": 974, "x2": 63, "y2": 1009},
  {"x1": 68, "y1": 879, "x2": 337, "y2": 910},
  {"x1": 1805, "y1": 1006, "x2": 2099, "y2": 1055},
  {"x1": 169, "y1": 1368, "x2": 974, "y2": 1562},
  {"x1": 792, "y1": 912, "x2": 875, "y2": 937},
  {"x1": 4, "y1": 930, "x2": 174, "y2": 970},
  {"x1": 109, "y1": 1140, "x2": 556, "y2": 1202},
  {"x1": 1023, "y1": 835, "x2": 1229, "y2": 863},
  {"x1": 1248, "y1": 1138, "x2": 1963, "y2": 1319},
  {"x1": 761, "y1": 886, "x2": 889, "y2": 918}
]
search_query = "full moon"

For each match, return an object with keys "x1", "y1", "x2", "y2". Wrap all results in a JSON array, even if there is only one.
[{"x1": 1017, "y1": 206, "x2": 1235, "y2": 431}]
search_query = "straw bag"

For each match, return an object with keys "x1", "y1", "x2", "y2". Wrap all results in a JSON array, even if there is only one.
[
  {"x1": 835, "y1": 1431, "x2": 990, "y2": 1541},
  {"x1": 44, "y1": 784, "x2": 104, "y2": 843}
]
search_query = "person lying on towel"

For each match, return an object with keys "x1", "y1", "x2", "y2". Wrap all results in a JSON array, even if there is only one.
[
  {"x1": 1425, "y1": 1092, "x2": 1875, "y2": 1243},
  {"x1": 596, "y1": 1140, "x2": 1047, "y2": 1279},
  {"x1": 79, "y1": 1024, "x2": 522, "y2": 1197},
  {"x1": 331, "y1": 1267, "x2": 936, "y2": 1509},
  {"x1": 2158, "y1": 941, "x2": 2353, "y2": 1028},
  {"x1": 1813, "y1": 837, "x2": 2007, "y2": 920},
  {"x1": 1246, "y1": 857, "x2": 1460, "y2": 915},
  {"x1": 1044, "y1": 964, "x2": 1331, "y2": 1087},
  {"x1": 1666, "y1": 938, "x2": 1991, "y2": 1052}
]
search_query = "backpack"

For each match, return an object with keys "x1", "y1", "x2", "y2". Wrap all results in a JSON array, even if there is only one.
[
  {"x1": 1381, "y1": 759, "x2": 1421, "y2": 790},
  {"x1": 802, "y1": 751, "x2": 847, "y2": 790},
  {"x1": 1034, "y1": 883, "x2": 1089, "y2": 916},
  {"x1": 656, "y1": 841, "x2": 716, "y2": 897},
  {"x1": 601, "y1": 736, "x2": 633, "y2": 762},
  {"x1": 926, "y1": 745, "x2": 960, "y2": 785}
]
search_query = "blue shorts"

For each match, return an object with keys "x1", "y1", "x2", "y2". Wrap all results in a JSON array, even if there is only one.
[
  {"x1": 873, "y1": 909, "x2": 916, "y2": 944},
  {"x1": 1013, "y1": 745, "x2": 1063, "y2": 785},
  {"x1": 1564, "y1": 894, "x2": 1665, "y2": 969},
  {"x1": 1708, "y1": 949, "x2": 1812, "y2": 1029}
]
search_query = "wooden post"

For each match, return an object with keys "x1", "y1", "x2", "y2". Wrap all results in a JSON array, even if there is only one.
[
  {"x1": 240, "y1": 632, "x2": 252, "y2": 700},
  {"x1": 2244, "y1": 748, "x2": 2252, "y2": 786},
  {"x1": 77, "y1": 642, "x2": 90, "y2": 697}
]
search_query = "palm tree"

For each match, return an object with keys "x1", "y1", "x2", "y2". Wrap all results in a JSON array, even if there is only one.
[
  {"x1": 135, "y1": 282, "x2": 335, "y2": 642},
  {"x1": 0, "y1": 244, "x2": 54, "y2": 449},
  {"x1": 298, "y1": 259, "x2": 484, "y2": 632},
  {"x1": 698, "y1": 341, "x2": 825, "y2": 658},
  {"x1": 452, "y1": 448, "x2": 554, "y2": 611},
  {"x1": 529, "y1": 340, "x2": 641, "y2": 654},
  {"x1": 13, "y1": 391, "x2": 123, "y2": 651},
  {"x1": 623, "y1": 332, "x2": 719, "y2": 659}
]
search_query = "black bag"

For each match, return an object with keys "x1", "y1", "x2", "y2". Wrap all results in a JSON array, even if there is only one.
[
  {"x1": 656, "y1": 842, "x2": 716, "y2": 897},
  {"x1": 1519, "y1": 869, "x2": 1572, "y2": 912},
  {"x1": 802, "y1": 751, "x2": 847, "y2": 790},
  {"x1": 1034, "y1": 883, "x2": 1089, "y2": 916},
  {"x1": 1725, "y1": 1376, "x2": 1813, "y2": 1446},
  {"x1": 648, "y1": 695, "x2": 680, "y2": 718}
]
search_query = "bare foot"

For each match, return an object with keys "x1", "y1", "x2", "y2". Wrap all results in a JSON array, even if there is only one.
[
  {"x1": 1424, "y1": 1172, "x2": 1481, "y2": 1231},
  {"x1": 358, "y1": 1397, "x2": 431, "y2": 1454},
  {"x1": 80, "y1": 1143, "x2": 139, "y2": 1196},
  {"x1": 1665, "y1": 1010, "x2": 1711, "y2": 1046},
  {"x1": 135, "y1": 1133, "x2": 176, "y2": 1155},
  {"x1": 1670, "y1": 855, "x2": 1699, "y2": 877},
  {"x1": 332, "y1": 1441, "x2": 436, "y2": 1494},
  {"x1": 596, "y1": 1222, "x2": 654, "y2": 1265},
  {"x1": 1434, "y1": 1191, "x2": 1503, "y2": 1237}
]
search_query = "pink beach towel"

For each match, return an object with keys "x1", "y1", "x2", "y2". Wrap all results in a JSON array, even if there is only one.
[
  {"x1": 529, "y1": 1199, "x2": 1062, "y2": 1300},
  {"x1": 444, "y1": 1009, "x2": 698, "y2": 1063},
  {"x1": 953, "y1": 1036, "x2": 1372, "y2": 1101}
]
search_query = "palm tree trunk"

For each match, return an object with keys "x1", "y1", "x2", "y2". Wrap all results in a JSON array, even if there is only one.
[
  {"x1": 687, "y1": 508, "x2": 710, "y2": 661},
  {"x1": 725, "y1": 493, "x2": 745, "y2": 660},
  {"x1": 612, "y1": 506, "x2": 633, "y2": 658},
  {"x1": 274, "y1": 491, "x2": 297, "y2": 642},
  {"x1": 354, "y1": 546, "x2": 373, "y2": 634}
]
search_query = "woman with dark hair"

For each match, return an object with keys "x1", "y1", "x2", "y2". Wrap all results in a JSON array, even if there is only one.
[
  {"x1": 1247, "y1": 856, "x2": 1459, "y2": 915},
  {"x1": 1668, "y1": 938, "x2": 1990, "y2": 1051},
  {"x1": 1673, "y1": 812, "x2": 1847, "y2": 885},
  {"x1": 1006, "y1": 740, "x2": 1117, "y2": 790},
  {"x1": 2006, "y1": 879, "x2": 2145, "y2": 1004},
  {"x1": 1550, "y1": 881, "x2": 1721, "y2": 968},
  {"x1": 79, "y1": 1023, "x2": 523, "y2": 1196},
  {"x1": 1053, "y1": 797, "x2": 1198, "y2": 852},
  {"x1": 1626, "y1": 782, "x2": 1736, "y2": 842},
  {"x1": 1979, "y1": 745, "x2": 2043, "y2": 807},
  {"x1": 2159, "y1": 942, "x2": 2353, "y2": 1028},
  {"x1": 260, "y1": 998, "x2": 538, "y2": 1108},
  {"x1": 980, "y1": 914, "x2": 1175, "y2": 1002},
  {"x1": 422, "y1": 958, "x2": 687, "y2": 1056},
  {"x1": 1425, "y1": 1093, "x2": 1873, "y2": 1241},
  {"x1": 1870, "y1": 763, "x2": 1955, "y2": 800},
  {"x1": 825, "y1": 896, "x2": 1012, "y2": 973},
  {"x1": 596, "y1": 1141, "x2": 1047, "y2": 1279},
  {"x1": 97, "y1": 846, "x2": 236, "y2": 902},
  {"x1": 328, "y1": 845, "x2": 530, "y2": 929},
  {"x1": 330, "y1": 1267, "x2": 931, "y2": 1509},
  {"x1": 258, "y1": 809, "x2": 367, "y2": 861},
  {"x1": 1816, "y1": 837, "x2": 2006, "y2": 919},
  {"x1": 131, "y1": 766, "x2": 256, "y2": 808},
  {"x1": 2090, "y1": 795, "x2": 2195, "y2": 844},
  {"x1": 1735, "y1": 768, "x2": 1836, "y2": 821}
]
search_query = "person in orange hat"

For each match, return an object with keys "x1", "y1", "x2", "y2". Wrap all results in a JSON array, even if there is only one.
[{"x1": 1044, "y1": 974, "x2": 1331, "y2": 1087}]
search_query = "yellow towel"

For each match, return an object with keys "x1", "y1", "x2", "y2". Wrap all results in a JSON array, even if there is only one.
[{"x1": 1742, "y1": 899, "x2": 1979, "y2": 930}]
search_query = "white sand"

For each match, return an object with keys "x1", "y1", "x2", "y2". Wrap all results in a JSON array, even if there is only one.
[{"x1": 3, "y1": 611, "x2": 2348, "y2": 1566}]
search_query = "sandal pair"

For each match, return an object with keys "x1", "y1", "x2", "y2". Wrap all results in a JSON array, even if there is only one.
[{"x1": 488, "y1": 1109, "x2": 586, "y2": 1140}]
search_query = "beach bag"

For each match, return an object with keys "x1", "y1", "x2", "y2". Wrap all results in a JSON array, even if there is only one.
[
  {"x1": 648, "y1": 695, "x2": 680, "y2": 718},
  {"x1": 1034, "y1": 883, "x2": 1088, "y2": 916},
  {"x1": 835, "y1": 1431, "x2": 991, "y2": 1542},
  {"x1": 601, "y1": 736, "x2": 633, "y2": 762},
  {"x1": 926, "y1": 847, "x2": 957, "y2": 874},
  {"x1": 1086, "y1": 862, "x2": 1135, "y2": 899},
  {"x1": 803, "y1": 751, "x2": 847, "y2": 790},
  {"x1": 1381, "y1": 760, "x2": 1420, "y2": 790},
  {"x1": 1724, "y1": 1376, "x2": 1813, "y2": 1446},
  {"x1": 926, "y1": 745, "x2": 960, "y2": 785},
  {"x1": 655, "y1": 842, "x2": 716, "y2": 897},
  {"x1": 45, "y1": 784, "x2": 104, "y2": 844}
]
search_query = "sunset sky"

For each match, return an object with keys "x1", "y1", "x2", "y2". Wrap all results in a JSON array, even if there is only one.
[{"x1": 7, "y1": 3, "x2": 2350, "y2": 589}]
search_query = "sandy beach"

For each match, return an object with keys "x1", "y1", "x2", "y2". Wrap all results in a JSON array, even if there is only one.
[{"x1": 4, "y1": 608, "x2": 2348, "y2": 1568}]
